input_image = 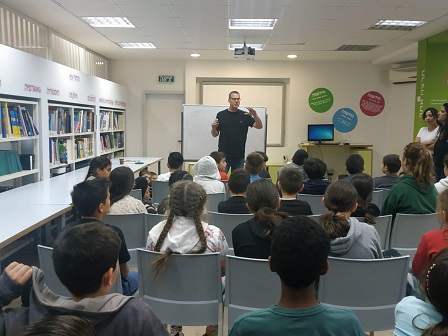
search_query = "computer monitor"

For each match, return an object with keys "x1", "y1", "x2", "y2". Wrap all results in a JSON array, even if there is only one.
[{"x1": 307, "y1": 124, "x2": 334, "y2": 144}]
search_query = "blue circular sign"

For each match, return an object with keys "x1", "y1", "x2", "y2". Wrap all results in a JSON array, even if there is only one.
[{"x1": 333, "y1": 108, "x2": 358, "y2": 133}]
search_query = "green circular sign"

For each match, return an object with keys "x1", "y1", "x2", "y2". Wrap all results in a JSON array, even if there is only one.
[{"x1": 308, "y1": 87, "x2": 334, "y2": 113}]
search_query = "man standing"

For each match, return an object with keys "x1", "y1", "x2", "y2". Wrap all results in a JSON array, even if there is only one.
[{"x1": 211, "y1": 91, "x2": 263, "y2": 173}]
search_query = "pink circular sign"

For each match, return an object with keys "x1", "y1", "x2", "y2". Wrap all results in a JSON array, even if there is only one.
[{"x1": 359, "y1": 91, "x2": 385, "y2": 117}]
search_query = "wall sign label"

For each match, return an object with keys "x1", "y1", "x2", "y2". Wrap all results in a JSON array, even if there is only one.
[
  {"x1": 47, "y1": 88, "x2": 60, "y2": 96},
  {"x1": 308, "y1": 87, "x2": 334, "y2": 113},
  {"x1": 24, "y1": 84, "x2": 41, "y2": 93},
  {"x1": 69, "y1": 92, "x2": 78, "y2": 99},
  {"x1": 87, "y1": 95, "x2": 97, "y2": 103},
  {"x1": 159, "y1": 75, "x2": 175, "y2": 83},
  {"x1": 360, "y1": 91, "x2": 385, "y2": 116},
  {"x1": 69, "y1": 74, "x2": 80, "y2": 82},
  {"x1": 333, "y1": 108, "x2": 357, "y2": 133},
  {"x1": 99, "y1": 98, "x2": 114, "y2": 105}
]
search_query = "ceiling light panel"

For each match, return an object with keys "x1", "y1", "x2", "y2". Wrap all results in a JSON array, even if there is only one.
[
  {"x1": 229, "y1": 19, "x2": 277, "y2": 30},
  {"x1": 117, "y1": 42, "x2": 156, "y2": 48},
  {"x1": 82, "y1": 17, "x2": 135, "y2": 28},
  {"x1": 369, "y1": 20, "x2": 427, "y2": 31}
]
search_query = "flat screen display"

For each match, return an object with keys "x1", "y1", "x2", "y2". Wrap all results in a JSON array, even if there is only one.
[{"x1": 308, "y1": 124, "x2": 334, "y2": 142}]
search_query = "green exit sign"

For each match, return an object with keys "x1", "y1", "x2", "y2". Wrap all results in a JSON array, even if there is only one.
[{"x1": 158, "y1": 75, "x2": 175, "y2": 83}]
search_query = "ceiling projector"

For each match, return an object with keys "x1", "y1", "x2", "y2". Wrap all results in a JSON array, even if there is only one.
[{"x1": 234, "y1": 45, "x2": 255, "y2": 60}]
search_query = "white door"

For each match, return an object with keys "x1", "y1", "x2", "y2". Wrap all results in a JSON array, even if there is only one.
[{"x1": 145, "y1": 93, "x2": 184, "y2": 170}]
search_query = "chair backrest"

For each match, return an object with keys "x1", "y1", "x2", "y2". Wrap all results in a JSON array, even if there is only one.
[
  {"x1": 137, "y1": 249, "x2": 222, "y2": 326},
  {"x1": 376, "y1": 188, "x2": 390, "y2": 210},
  {"x1": 371, "y1": 190, "x2": 382, "y2": 209},
  {"x1": 103, "y1": 213, "x2": 147, "y2": 267},
  {"x1": 130, "y1": 189, "x2": 142, "y2": 201},
  {"x1": 318, "y1": 256, "x2": 409, "y2": 332},
  {"x1": 206, "y1": 211, "x2": 253, "y2": 248},
  {"x1": 205, "y1": 193, "x2": 226, "y2": 213},
  {"x1": 308, "y1": 214, "x2": 321, "y2": 224},
  {"x1": 390, "y1": 213, "x2": 441, "y2": 256},
  {"x1": 152, "y1": 180, "x2": 170, "y2": 205},
  {"x1": 225, "y1": 255, "x2": 281, "y2": 329},
  {"x1": 297, "y1": 194, "x2": 325, "y2": 215},
  {"x1": 102, "y1": 213, "x2": 147, "y2": 249},
  {"x1": 146, "y1": 213, "x2": 165, "y2": 233},
  {"x1": 355, "y1": 215, "x2": 392, "y2": 250},
  {"x1": 37, "y1": 245, "x2": 122, "y2": 297}
]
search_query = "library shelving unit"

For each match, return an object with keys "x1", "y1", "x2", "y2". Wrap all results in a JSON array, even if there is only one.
[
  {"x1": 99, "y1": 107, "x2": 125, "y2": 158},
  {"x1": 0, "y1": 97, "x2": 40, "y2": 187},
  {"x1": 48, "y1": 102, "x2": 95, "y2": 176}
]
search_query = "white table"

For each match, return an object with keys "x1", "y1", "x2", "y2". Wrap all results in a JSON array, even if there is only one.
[{"x1": 0, "y1": 157, "x2": 163, "y2": 252}]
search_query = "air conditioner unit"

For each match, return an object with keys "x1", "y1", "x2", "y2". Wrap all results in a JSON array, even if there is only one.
[{"x1": 389, "y1": 62, "x2": 417, "y2": 85}]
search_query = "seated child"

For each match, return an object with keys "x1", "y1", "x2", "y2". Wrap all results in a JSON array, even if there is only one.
[
  {"x1": 350, "y1": 173, "x2": 380, "y2": 223},
  {"x1": 302, "y1": 158, "x2": 330, "y2": 195},
  {"x1": 139, "y1": 169, "x2": 158, "y2": 198},
  {"x1": 157, "y1": 170, "x2": 193, "y2": 214},
  {"x1": 232, "y1": 179, "x2": 288, "y2": 259},
  {"x1": 193, "y1": 156, "x2": 225, "y2": 194},
  {"x1": 229, "y1": 216, "x2": 365, "y2": 336},
  {"x1": 435, "y1": 154, "x2": 448, "y2": 194},
  {"x1": 109, "y1": 167, "x2": 147, "y2": 214},
  {"x1": 320, "y1": 181, "x2": 382, "y2": 259},
  {"x1": 134, "y1": 176, "x2": 157, "y2": 213},
  {"x1": 373, "y1": 154, "x2": 401, "y2": 189},
  {"x1": 395, "y1": 248, "x2": 448, "y2": 335},
  {"x1": 340, "y1": 154, "x2": 364, "y2": 182},
  {"x1": 276, "y1": 149, "x2": 308, "y2": 181},
  {"x1": 85, "y1": 156, "x2": 111, "y2": 181},
  {"x1": 277, "y1": 168, "x2": 312, "y2": 216},
  {"x1": 146, "y1": 180, "x2": 228, "y2": 336},
  {"x1": 255, "y1": 151, "x2": 271, "y2": 179},
  {"x1": 218, "y1": 168, "x2": 250, "y2": 214},
  {"x1": 13, "y1": 315, "x2": 97, "y2": 336},
  {"x1": 0, "y1": 223, "x2": 168, "y2": 336},
  {"x1": 68, "y1": 178, "x2": 138, "y2": 296},
  {"x1": 210, "y1": 151, "x2": 229, "y2": 181},
  {"x1": 245, "y1": 152, "x2": 264, "y2": 183},
  {"x1": 412, "y1": 189, "x2": 448, "y2": 279},
  {"x1": 157, "y1": 152, "x2": 184, "y2": 181}
]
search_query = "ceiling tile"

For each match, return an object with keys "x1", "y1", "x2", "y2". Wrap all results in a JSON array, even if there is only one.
[
  {"x1": 323, "y1": 19, "x2": 378, "y2": 29},
  {"x1": 130, "y1": 17, "x2": 183, "y2": 28},
  {"x1": 404, "y1": 0, "x2": 448, "y2": 9},
  {"x1": 278, "y1": 6, "x2": 340, "y2": 20},
  {"x1": 118, "y1": 4, "x2": 176, "y2": 18},
  {"x1": 331, "y1": 6, "x2": 397, "y2": 20},
  {"x1": 59, "y1": 3, "x2": 124, "y2": 16},
  {"x1": 344, "y1": 0, "x2": 408, "y2": 6},
  {"x1": 113, "y1": 0, "x2": 171, "y2": 4},
  {"x1": 383, "y1": 7, "x2": 448, "y2": 21},
  {"x1": 175, "y1": 5, "x2": 229, "y2": 19},
  {"x1": 228, "y1": 6, "x2": 286, "y2": 19},
  {"x1": 171, "y1": 0, "x2": 227, "y2": 5}
]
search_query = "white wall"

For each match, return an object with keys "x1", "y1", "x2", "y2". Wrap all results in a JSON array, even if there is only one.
[{"x1": 111, "y1": 58, "x2": 416, "y2": 177}]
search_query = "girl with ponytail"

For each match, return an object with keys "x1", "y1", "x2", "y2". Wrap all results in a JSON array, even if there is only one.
[
  {"x1": 232, "y1": 179, "x2": 288, "y2": 259},
  {"x1": 394, "y1": 248, "x2": 448, "y2": 336},
  {"x1": 320, "y1": 181, "x2": 382, "y2": 259},
  {"x1": 350, "y1": 173, "x2": 380, "y2": 224},
  {"x1": 381, "y1": 142, "x2": 437, "y2": 218},
  {"x1": 146, "y1": 180, "x2": 227, "y2": 336}
]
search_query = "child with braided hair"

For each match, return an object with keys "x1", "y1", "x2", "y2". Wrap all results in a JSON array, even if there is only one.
[
  {"x1": 394, "y1": 248, "x2": 448, "y2": 336},
  {"x1": 320, "y1": 180, "x2": 382, "y2": 259},
  {"x1": 146, "y1": 180, "x2": 228, "y2": 336}
]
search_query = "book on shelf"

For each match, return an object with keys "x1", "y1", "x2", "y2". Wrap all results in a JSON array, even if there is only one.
[
  {"x1": 100, "y1": 111, "x2": 110, "y2": 131},
  {"x1": 0, "y1": 150, "x2": 23, "y2": 176},
  {"x1": 1, "y1": 104, "x2": 38, "y2": 138},
  {"x1": 19, "y1": 154, "x2": 35, "y2": 170},
  {"x1": 1, "y1": 103, "x2": 12, "y2": 138},
  {"x1": 58, "y1": 139, "x2": 68, "y2": 164}
]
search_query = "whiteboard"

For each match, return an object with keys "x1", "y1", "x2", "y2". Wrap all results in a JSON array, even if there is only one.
[{"x1": 182, "y1": 105, "x2": 267, "y2": 161}]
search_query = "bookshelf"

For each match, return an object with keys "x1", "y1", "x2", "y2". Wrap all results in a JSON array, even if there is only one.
[
  {"x1": 48, "y1": 103, "x2": 95, "y2": 176},
  {"x1": 99, "y1": 107, "x2": 125, "y2": 158},
  {"x1": 0, "y1": 97, "x2": 40, "y2": 187}
]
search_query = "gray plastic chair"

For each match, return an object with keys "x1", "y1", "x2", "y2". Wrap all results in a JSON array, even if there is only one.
[
  {"x1": 297, "y1": 194, "x2": 325, "y2": 215},
  {"x1": 355, "y1": 215, "x2": 392, "y2": 250},
  {"x1": 375, "y1": 188, "x2": 390, "y2": 211},
  {"x1": 225, "y1": 255, "x2": 281, "y2": 332},
  {"x1": 145, "y1": 213, "x2": 165, "y2": 233},
  {"x1": 152, "y1": 180, "x2": 170, "y2": 205},
  {"x1": 38, "y1": 245, "x2": 122, "y2": 296},
  {"x1": 103, "y1": 213, "x2": 147, "y2": 266},
  {"x1": 206, "y1": 211, "x2": 252, "y2": 248},
  {"x1": 307, "y1": 214, "x2": 321, "y2": 224},
  {"x1": 389, "y1": 213, "x2": 441, "y2": 261},
  {"x1": 137, "y1": 249, "x2": 222, "y2": 326},
  {"x1": 130, "y1": 189, "x2": 142, "y2": 201},
  {"x1": 318, "y1": 256, "x2": 409, "y2": 333},
  {"x1": 205, "y1": 193, "x2": 226, "y2": 213},
  {"x1": 371, "y1": 190, "x2": 382, "y2": 209}
]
